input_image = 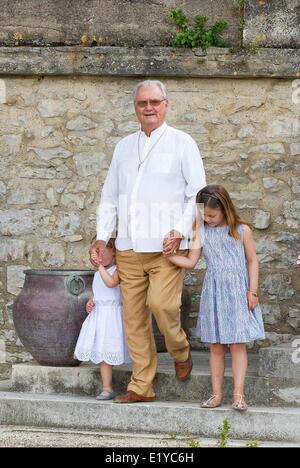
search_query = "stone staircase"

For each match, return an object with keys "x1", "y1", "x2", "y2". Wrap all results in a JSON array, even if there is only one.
[{"x1": 0, "y1": 346, "x2": 299, "y2": 445}]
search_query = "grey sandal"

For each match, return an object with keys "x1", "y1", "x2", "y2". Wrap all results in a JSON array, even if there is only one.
[{"x1": 96, "y1": 389, "x2": 116, "y2": 400}]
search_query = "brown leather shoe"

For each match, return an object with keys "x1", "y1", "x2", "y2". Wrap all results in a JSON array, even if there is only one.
[
  {"x1": 113, "y1": 390, "x2": 156, "y2": 404},
  {"x1": 175, "y1": 349, "x2": 193, "y2": 381}
]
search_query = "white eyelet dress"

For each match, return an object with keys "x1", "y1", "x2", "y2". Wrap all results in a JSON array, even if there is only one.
[
  {"x1": 74, "y1": 265, "x2": 131, "y2": 365},
  {"x1": 196, "y1": 224, "x2": 265, "y2": 344}
]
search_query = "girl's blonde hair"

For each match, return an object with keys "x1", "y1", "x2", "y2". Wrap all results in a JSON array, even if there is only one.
[
  {"x1": 90, "y1": 236, "x2": 115, "y2": 250},
  {"x1": 196, "y1": 185, "x2": 251, "y2": 240}
]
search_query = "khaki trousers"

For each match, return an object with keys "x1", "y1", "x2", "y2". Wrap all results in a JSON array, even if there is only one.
[{"x1": 116, "y1": 249, "x2": 189, "y2": 397}]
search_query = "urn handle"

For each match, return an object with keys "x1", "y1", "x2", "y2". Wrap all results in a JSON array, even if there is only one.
[{"x1": 66, "y1": 275, "x2": 85, "y2": 296}]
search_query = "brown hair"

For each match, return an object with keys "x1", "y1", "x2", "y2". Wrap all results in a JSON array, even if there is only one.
[{"x1": 196, "y1": 185, "x2": 251, "y2": 240}]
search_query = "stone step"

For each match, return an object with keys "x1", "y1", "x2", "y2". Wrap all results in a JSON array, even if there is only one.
[
  {"x1": 0, "y1": 425, "x2": 299, "y2": 448},
  {"x1": 0, "y1": 390, "x2": 299, "y2": 443},
  {"x1": 11, "y1": 351, "x2": 300, "y2": 407}
]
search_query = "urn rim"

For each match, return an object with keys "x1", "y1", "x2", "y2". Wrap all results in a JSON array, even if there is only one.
[{"x1": 24, "y1": 269, "x2": 95, "y2": 276}]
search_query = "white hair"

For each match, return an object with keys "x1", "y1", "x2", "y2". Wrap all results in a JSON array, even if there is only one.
[{"x1": 133, "y1": 80, "x2": 168, "y2": 101}]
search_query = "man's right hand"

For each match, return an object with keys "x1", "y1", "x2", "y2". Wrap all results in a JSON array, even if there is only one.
[{"x1": 89, "y1": 240, "x2": 106, "y2": 267}]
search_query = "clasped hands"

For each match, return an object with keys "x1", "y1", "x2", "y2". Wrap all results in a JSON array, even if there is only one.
[
  {"x1": 162, "y1": 229, "x2": 183, "y2": 256},
  {"x1": 89, "y1": 230, "x2": 183, "y2": 266}
]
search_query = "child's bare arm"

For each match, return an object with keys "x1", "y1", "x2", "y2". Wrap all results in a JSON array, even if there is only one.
[
  {"x1": 243, "y1": 224, "x2": 259, "y2": 309},
  {"x1": 98, "y1": 265, "x2": 119, "y2": 288},
  {"x1": 168, "y1": 247, "x2": 202, "y2": 269},
  {"x1": 167, "y1": 228, "x2": 202, "y2": 269}
]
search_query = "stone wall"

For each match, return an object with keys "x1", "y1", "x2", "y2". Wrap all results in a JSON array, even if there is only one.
[
  {"x1": 0, "y1": 75, "x2": 299, "y2": 366},
  {"x1": 244, "y1": 0, "x2": 300, "y2": 48},
  {"x1": 0, "y1": 0, "x2": 241, "y2": 48},
  {"x1": 1, "y1": 0, "x2": 299, "y2": 49}
]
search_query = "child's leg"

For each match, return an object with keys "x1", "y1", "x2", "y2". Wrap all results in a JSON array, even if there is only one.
[
  {"x1": 100, "y1": 361, "x2": 113, "y2": 391},
  {"x1": 210, "y1": 343, "x2": 227, "y2": 400},
  {"x1": 229, "y1": 343, "x2": 248, "y2": 401}
]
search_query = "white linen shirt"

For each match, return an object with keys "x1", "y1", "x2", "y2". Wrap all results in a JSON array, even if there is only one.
[{"x1": 96, "y1": 122, "x2": 206, "y2": 252}]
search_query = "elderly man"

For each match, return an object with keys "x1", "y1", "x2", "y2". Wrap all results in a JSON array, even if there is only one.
[{"x1": 91, "y1": 80, "x2": 206, "y2": 403}]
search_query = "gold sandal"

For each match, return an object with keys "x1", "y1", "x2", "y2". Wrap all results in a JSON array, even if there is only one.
[
  {"x1": 201, "y1": 394, "x2": 222, "y2": 408},
  {"x1": 232, "y1": 394, "x2": 248, "y2": 412}
]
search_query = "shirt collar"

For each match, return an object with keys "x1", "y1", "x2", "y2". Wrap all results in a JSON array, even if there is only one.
[{"x1": 140, "y1": 121, "x2": 168, "y2": 139}]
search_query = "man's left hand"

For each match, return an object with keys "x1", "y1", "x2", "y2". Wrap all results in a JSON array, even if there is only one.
[{"x1": 163, "y1": 230, "x2": 183, "y2": 256}]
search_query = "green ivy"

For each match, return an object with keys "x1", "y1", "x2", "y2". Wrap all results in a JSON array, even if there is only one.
[{"x1": 168, "y1": 9, "x2": 228, "y2": 49}]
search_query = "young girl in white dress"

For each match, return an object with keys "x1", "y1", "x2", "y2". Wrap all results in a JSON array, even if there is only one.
[{"x1": 74, "y1": 239, "x2": 130, "y2": 400}]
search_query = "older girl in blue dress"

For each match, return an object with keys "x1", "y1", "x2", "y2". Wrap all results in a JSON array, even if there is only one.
[{"x1": 167, "y1": 185, "x2": 265, "y2": 411}]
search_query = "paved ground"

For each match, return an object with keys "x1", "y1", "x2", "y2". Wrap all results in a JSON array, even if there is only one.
[
  {"x1": 0, "y1": 425, "x2": 298, "y2": 448},
  {"x1": 0, "y1": 426, "x2": 190, "y2": 448}
]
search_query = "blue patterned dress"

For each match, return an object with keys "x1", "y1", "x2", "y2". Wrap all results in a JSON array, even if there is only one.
[{"x1": 196, "y1": 224, "x2": 265, "y2": 344}]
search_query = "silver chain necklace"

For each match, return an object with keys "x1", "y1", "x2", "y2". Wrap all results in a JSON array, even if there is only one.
[{"x1": 137, "y1": 126, "x2": 168, "y2": 171}]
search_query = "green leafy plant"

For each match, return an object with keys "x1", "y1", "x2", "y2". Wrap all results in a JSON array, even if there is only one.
[
  {"x1": 237, "y1": 0, "x2": 246, "y2": 31},
  {"x1": 181, "y1": 428, "x2": 201, "y2": 447},
  {"x1": 218, "y1": 418, "x2": 231, "y2": 448},
  {"x1": 188, "y1": 437, "x2": 201, "y2": 448},
  {"x1": 168, "y1": 9, "x2": 228, "y2": 49},
  {"x1": 3, "y1": 32, "x2": 24, "y2": 47},
  {"x1": 245, "y1": 440, "x2": 259, "y2": 448}
]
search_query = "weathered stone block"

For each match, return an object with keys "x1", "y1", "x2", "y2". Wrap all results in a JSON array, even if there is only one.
[
  {"x1": 257, "y1": 238, "x2": 286, "y2": 264},
  {"x1": 261, "y1": 304, "x2": 281, "y2": 326},
  {"x1": 30, "y1": 146, "x2": 73, "y2": 161},
  {"x1": 55, "y1": 212, "x2": 81, "y2": 238},
  {"x1": 259, "y1": 339, "x2": 300, "y2": 378},
  {"x1": 263, "y1": 177, "x2": 285, "y2": 193},
  {"x1": 38, "y1": 99, "x2": 66, "y2": 117},
  {"x1": 74, "y1": 152, "x2": 107, "y2": 177},
  {"x1": 244, "y1": 0, "x2": 300, "y2": 48},
  {"x1": 287, "y1": 308, "x2": 300, "y2": 331},
  {"x1": 248, "y1": 143, "x2": 285, "y2": 154},
  {"x1": 253, "y1": 210, "x2": 271, "y2": 230},
  {"x1": 7, "y1": 187, "x2": 45, "y2": 205},
  {"x1": 283, "y1": 200, "x2": 300, "y2": 228},
  {"x1": 0, "y1": 239, "x2": 26, "y2": 261},
  {"x1": 291, "y1": 177, "x2": 300, "y2": 194},
  {"x1": 291, "y1": 143, "x2": 300, "y2": 156},
  {"x1": 46, "y1": 187, "x2": 59, "y2": 207},
  {"x1": 66, "y1": 116, "x2": 97, "y2": 131},
  {"x1": 1, "y1": 134, "x2": 22, "y2": 155},
  {"x1": 39, "y1": 243, "x2": 65, "y2": 267},
  {"x1": 237, "y1": 125, "x2": 255, "y2": 139},
  {"x1": 0, "y1": 181, "x2": 6, "y2": 196},
  {"x1": 61, "y1": 193, "x2": 85, "y2": 210},
  {"x1": 267, "y1": 119, "x2": 300, "y2": 138},
  {"x1": 0, "y1": 209, "x2": 52, "y2": 236},
  {"x1": 6, "y1": 265, "x2": 30, "y2": 296},
  {"x1": 262, "y1": 273, "x2": 294, "y2": 300},
  {"x1": 0, "y1": 79, "x2": 6, "y2": 104}
]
